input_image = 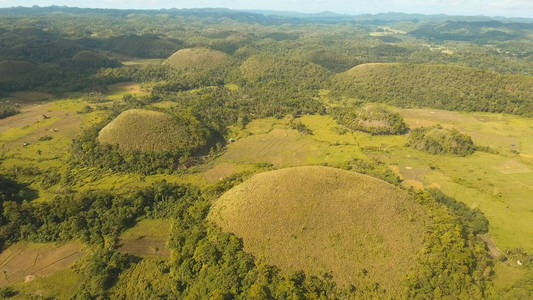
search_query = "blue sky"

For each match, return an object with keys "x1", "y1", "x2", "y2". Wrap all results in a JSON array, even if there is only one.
[{"x1": 1, "y1": 0, "x2": 532, "y2": 18}]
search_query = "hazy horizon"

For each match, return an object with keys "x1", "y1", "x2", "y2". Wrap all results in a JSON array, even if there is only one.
[{"x1": 0, "y1": 0, "x2": 532, "y2": 18}]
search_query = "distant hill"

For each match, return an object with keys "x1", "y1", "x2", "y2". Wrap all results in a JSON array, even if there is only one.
[
  {"x1": 209, "y1": 166, "x2": 427, "y2": 295},
  {"x1": 333, "y1": 63, "x2": 533, "y2": 115},
  {"x1": 409, "y1": 21, "x2": 533, "y2": 43},
  {"x1": 0, "y1": 60, "x2": 36, "y2": 82},
  {"x1": 240, "y1": 55, "x2": 330, "y2": 88},
  {"x1": 72, "y1": 51, "x2": 121, "y2": 68},
  {"x1": 166, "y1": 48, "x2": 230, "y2": 71}
]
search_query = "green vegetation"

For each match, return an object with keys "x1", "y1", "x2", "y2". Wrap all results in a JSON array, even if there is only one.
[
  {"x1": 239, "y1": 55, "x2": 329, "y2": 117},
  {"x1": 0, "y1": 104, "x2": 19, "y2": 119},
  {"x1": 332, "y1": 104, "x2": 408, "y2": 135},
  {"x1": 333, "y1": 63, "x2": 533, "y2": 116},
  {"x1": 405, "y1": 190, "x2": 492, "y2": 299},
  {"x1": 408, "y1": 125, "x2": 476, "y2": 156}
]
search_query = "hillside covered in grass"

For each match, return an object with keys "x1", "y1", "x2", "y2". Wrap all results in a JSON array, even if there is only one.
[
  {"x1": 98, "y1": 109, "x2": 211, "y2": 153},
  {"x1": 209, "y1": 166, "x2": 427, "y2": 296},
  {"x1": 166, "y1": 48, "x2": 231, "y2": 71},
  {"x1": 333, "y1": 63, "x2": 533, "y2": 115}
]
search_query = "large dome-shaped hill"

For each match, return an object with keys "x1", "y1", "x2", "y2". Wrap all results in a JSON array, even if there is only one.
[
  {"x1": 209, "y1": 166, "x2": 427, "y2": 295},
  {"x1": 98, "y1": 109, "x2": 210, "y2": 153}
]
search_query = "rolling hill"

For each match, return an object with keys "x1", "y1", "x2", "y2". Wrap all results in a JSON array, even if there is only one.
[
  {"x1": 0, "y1": 60, "x2": 37, "y2": 82},
  {"x1": 333, "y1": 63, "x2": 533, "y2": 115},
  {"x1": 166, "y1": 48, "x2": 230, "y2": 70},
  {"x1": 98, "y1": 109, "x2": 211, "y2": 153},
  {"x1": 209, "y1": 166, "x2": 427, "y2": 295}
]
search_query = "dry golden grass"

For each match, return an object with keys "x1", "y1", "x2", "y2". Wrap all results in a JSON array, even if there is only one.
[
  {"x1": 0, "y1": 241, "x2": 86, "y2": 286},
  {"x1": 209, "y1": 166, "x2": 427, "y2": 295},
  {"x1": 166, "y1": 48, "x2": 230, "y2": 70}
]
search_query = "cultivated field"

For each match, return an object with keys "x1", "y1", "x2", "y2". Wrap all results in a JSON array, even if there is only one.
[
  {"x1": 0, "y1": 241, "x2": 86, "y2": 286},
  {"x1": 209, "y1": 166, "x2": 427, "y2": 295}
]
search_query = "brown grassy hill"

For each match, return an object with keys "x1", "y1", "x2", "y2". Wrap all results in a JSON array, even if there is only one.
[
  {"x1": 166, "y1": 48, "x2": 230, "y2": 70},
  {"x1": 209, "y1": 166, "x2": 427, "y2": 295},
  {"x1": 98, "y1": 109, "x2": 210, "y2": 153}
]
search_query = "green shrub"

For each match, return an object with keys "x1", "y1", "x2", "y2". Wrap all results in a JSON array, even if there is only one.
[
  {"x1": 332, "y1": 105, "x2": 408, "y2": 135},
  {"x1": 408, "y1": 125, "x2": 476, "y2": 156}
]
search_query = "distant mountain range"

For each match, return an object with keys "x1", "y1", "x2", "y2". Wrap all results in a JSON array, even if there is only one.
[{"x1": 1, "y1": 6, "x2": 532, "y2": 24}]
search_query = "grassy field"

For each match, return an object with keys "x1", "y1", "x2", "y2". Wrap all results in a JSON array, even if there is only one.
[
  {"x1": 0, "y1": 241, "x2": 86, "y2": 286},
  {"x1": 106, "y1": 82, "x2": 148, "y2": 100},
  {"x1": 10, "y1": 268, "x2": 83, "y2": 299},
  {"x1": 378, "y1": 107, "x2": 533, "y2": 252},
  {"x1": 209, "y1": 166, "x2": 427, "y2": 295},
  {"x1": 219, "y1": 115, "x2": 367, "y2": 168},
  {"x1": 119, "y1": 219, "x2": 171, "y2": 258}
]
